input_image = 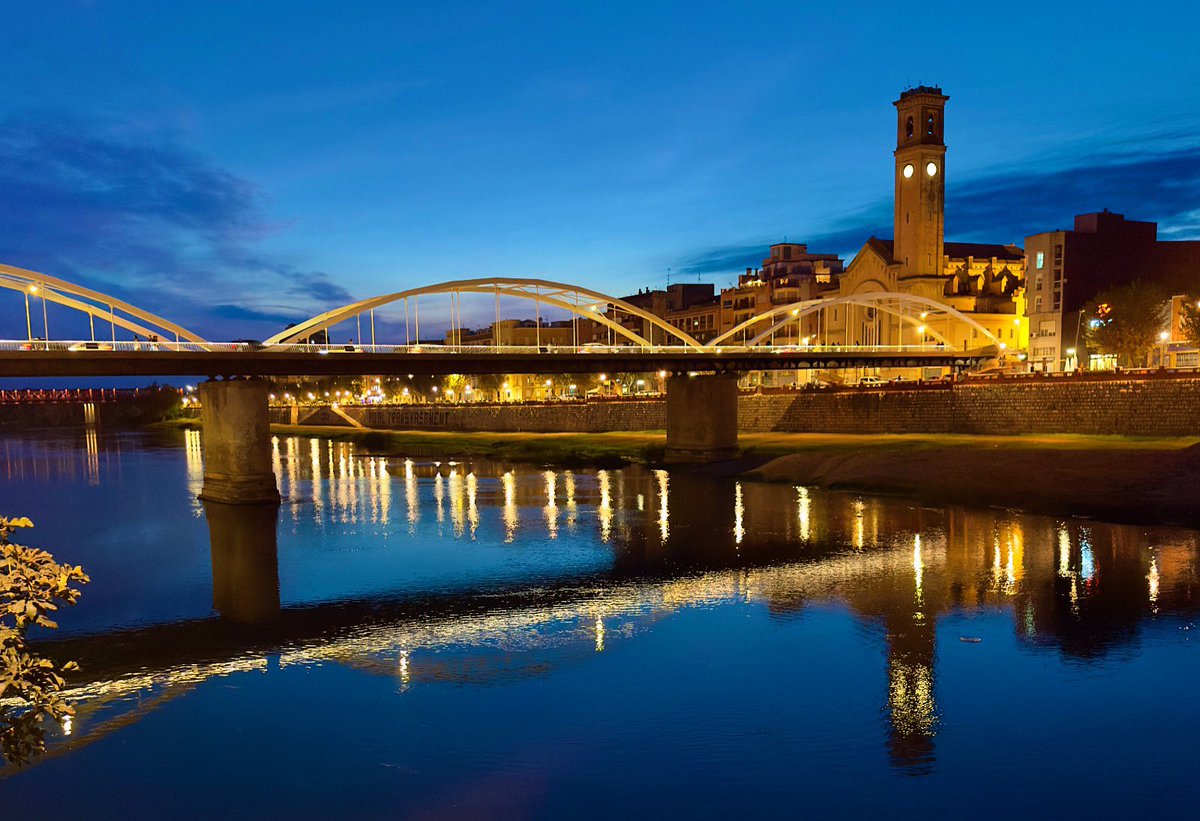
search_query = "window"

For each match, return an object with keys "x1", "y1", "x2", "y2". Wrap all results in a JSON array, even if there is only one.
[
  {"x1": 926, "y1": 114, "x2": 936, "y2": 137},
  {"x1": 1034, "y1": 295, "x2": 1042, "y2": 312},
  {"x1": 906, "y1": 116, "x2": 914, "y2": 139},
  {"x1": 1036, "y1": 251, "x2": 1044, "y2": 269}
]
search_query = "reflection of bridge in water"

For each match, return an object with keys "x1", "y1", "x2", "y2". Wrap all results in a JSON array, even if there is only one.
[{"x1": 16, "y1": 434, "x2": 1199, "y2": 773}]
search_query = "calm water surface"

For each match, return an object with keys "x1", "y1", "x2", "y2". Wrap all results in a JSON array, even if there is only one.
[{"x1": 2, "y1": 428, "x2": 1198, "y2": 817}]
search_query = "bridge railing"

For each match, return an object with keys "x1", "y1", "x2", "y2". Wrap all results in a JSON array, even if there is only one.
[{"x1": 0, "y1": 339, "x2": 991, "y2": 356}]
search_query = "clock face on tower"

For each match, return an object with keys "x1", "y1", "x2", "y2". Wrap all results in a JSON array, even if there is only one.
[
  {"x1": 926, "y1": 161, "x2": 938, "y2": 177},
  {"x1": 902, "y1": 164, "x2": 914, "y2": 178}
]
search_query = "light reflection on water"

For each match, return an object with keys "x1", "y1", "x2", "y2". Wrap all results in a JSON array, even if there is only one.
[{"x1": 2, "y1": 429, "x2": 1200, "y2": 813}]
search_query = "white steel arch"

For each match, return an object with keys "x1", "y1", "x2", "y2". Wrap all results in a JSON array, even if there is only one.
[
  {"x1": 711, "y1": 292, "x2": 1005, "y2": 351},
  {"x1": 264, "y1": 277, "x2": 706, "y2": 349},
  {"x1": 0, "y1": 263, "x2": 210, "y2": 347}
]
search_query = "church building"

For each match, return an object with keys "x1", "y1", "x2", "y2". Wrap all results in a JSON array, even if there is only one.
[{"x1": 832, "y1": 87, "x2": 1028, "y2": 353}]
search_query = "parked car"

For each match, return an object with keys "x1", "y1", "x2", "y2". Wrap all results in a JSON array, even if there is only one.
[{"x1": 858, "y1": 375, "x2": 884, "y2": 387}]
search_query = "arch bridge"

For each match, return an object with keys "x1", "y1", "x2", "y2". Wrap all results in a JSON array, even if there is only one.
[{"x1": 0, "y1": 267, "x2": 1006, "y2": 478}]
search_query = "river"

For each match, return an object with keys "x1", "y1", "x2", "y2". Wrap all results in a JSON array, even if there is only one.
[{"x1": 2, "y1": 428, "x2": 1198, "y2": 817}]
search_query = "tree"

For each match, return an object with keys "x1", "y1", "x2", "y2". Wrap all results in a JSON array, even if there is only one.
[
  {"x1": 472, "y1": 373, "x2": 507, "y2": 402},
  {"x1": 1082, "y1": 282, "x2": 1167, "y2": 367},
  {"x1": 0, "y1": 516, "x2": 89, "y2": 766},
  {"x1": 1180, "y1": 296, "x2": 1200, "y2": 346}
]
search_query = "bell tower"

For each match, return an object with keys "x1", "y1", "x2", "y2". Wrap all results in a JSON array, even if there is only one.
[{"x1": 893, "y1": 86, "x2": 947, "y2": 280}]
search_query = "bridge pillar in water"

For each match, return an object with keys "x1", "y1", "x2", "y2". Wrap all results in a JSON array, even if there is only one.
[
  {"x1": 664, "y1": 373, "x2": 740, "y2": 464},
  {"x1": 198, "y1": 378, "x2": 280, "y2": 505}
]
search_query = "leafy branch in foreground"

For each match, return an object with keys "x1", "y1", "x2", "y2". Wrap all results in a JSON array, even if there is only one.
[{"x1": 0, "y1": 516, "x2": 89, "y2": 766}]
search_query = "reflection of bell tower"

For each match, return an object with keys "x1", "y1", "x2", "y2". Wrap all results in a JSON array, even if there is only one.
[{"x1": 893, "y1": 86, "x2": 948, "y2": 280}]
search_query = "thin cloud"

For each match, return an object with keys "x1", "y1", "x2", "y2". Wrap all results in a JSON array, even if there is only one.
[
  {"x1": 0, "y1": 113, "x2": 354, "y2": 339},
  {"x1": 675, "y1": 141, "x2": 1200, "y2": 277}
]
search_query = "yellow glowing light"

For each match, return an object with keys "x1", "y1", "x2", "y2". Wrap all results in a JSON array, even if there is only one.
[
  {"x1": 657, "y1": 370, "x2": 667, "y2": 378},
  {"x1": 926, "y1": 161, "x2": 938, "y2": 176},
  {"x1": 655, "y1": 469, "x2": 669, "y2": 543},
  {"x1": 733, "y1": 482, "x2": 745, "y2": 546},
  {"x1": 796, "y1": 485, "x2": 810, "y2": 542},
  {"x1": 28, "y1": 284, "x2": 38, "y2": 294},
  {"x1": 902, "y1": 164, "x2": 914, "y2": 178}
]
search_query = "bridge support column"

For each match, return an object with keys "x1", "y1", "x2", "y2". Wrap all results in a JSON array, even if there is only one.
[
  {"x1": 198, "y1": 378, "x2": 280, "y2": 504},
  {"x1": 664, "y1": 373, "x2": 740, "y2": 464}
]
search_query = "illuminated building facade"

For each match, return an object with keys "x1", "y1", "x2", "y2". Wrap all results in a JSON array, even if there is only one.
[
  {"x1": 446, "y1": 318, "x2": 575, "y2": 346},
  {"x1": 1025, "y1": 210, "x2": 1200, "y2": 371}
]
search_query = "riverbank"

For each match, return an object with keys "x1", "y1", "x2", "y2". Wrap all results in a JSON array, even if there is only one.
[{"x1": 161, "y1": 420, "x2": 1200, "y2": 526}]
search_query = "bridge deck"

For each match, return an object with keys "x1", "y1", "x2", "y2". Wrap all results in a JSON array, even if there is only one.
[{"x1": 0, "y1": 344, "x2": 994, "y2": 378}]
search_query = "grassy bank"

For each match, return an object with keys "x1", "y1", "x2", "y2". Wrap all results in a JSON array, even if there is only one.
[
  {"x1": 159, "y1": 419, "x2": 668, "y2": 467},
  {"x1": 161, "y1": 419, "x2": 1200, "y2": 525},
  {"x1": 743, "y1": 433, "x2": 1200, "y2": 526}
]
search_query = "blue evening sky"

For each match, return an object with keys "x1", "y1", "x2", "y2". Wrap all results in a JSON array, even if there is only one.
[{"x1": 1, "y1": 0, "x2": 1198, "y2": 340}]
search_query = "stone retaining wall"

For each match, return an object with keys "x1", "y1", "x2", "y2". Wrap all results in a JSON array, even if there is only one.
[{"x1": 284, "y1": 377, "x2": 1200, "y2": 437}]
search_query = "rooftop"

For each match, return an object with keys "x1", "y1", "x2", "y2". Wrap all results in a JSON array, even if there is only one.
[{"x1": 897, "y1": 85, "x2": 946, "y2": 100}]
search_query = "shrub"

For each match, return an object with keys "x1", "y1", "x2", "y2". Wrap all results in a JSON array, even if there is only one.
[{"x1": 0, "y1": 516, "x2": 89, "y2": 766}]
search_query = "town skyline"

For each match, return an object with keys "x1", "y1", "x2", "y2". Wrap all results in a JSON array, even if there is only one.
[{"x1": 1, "y1": 1, "x2": 1198, "y2": 341}]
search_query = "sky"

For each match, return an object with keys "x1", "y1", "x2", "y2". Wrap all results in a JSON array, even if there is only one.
[{"x1": 1, "y1": 0, "x2": 1198, "y2": 341}]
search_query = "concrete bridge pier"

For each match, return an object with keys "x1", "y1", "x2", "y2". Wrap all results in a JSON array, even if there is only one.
[
  {"x1": 198, "y1": 378, "x2": 280, "y2": 505},
  {"x1": 664, "y1": 373, "x2": 740, "y2": 464}
]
